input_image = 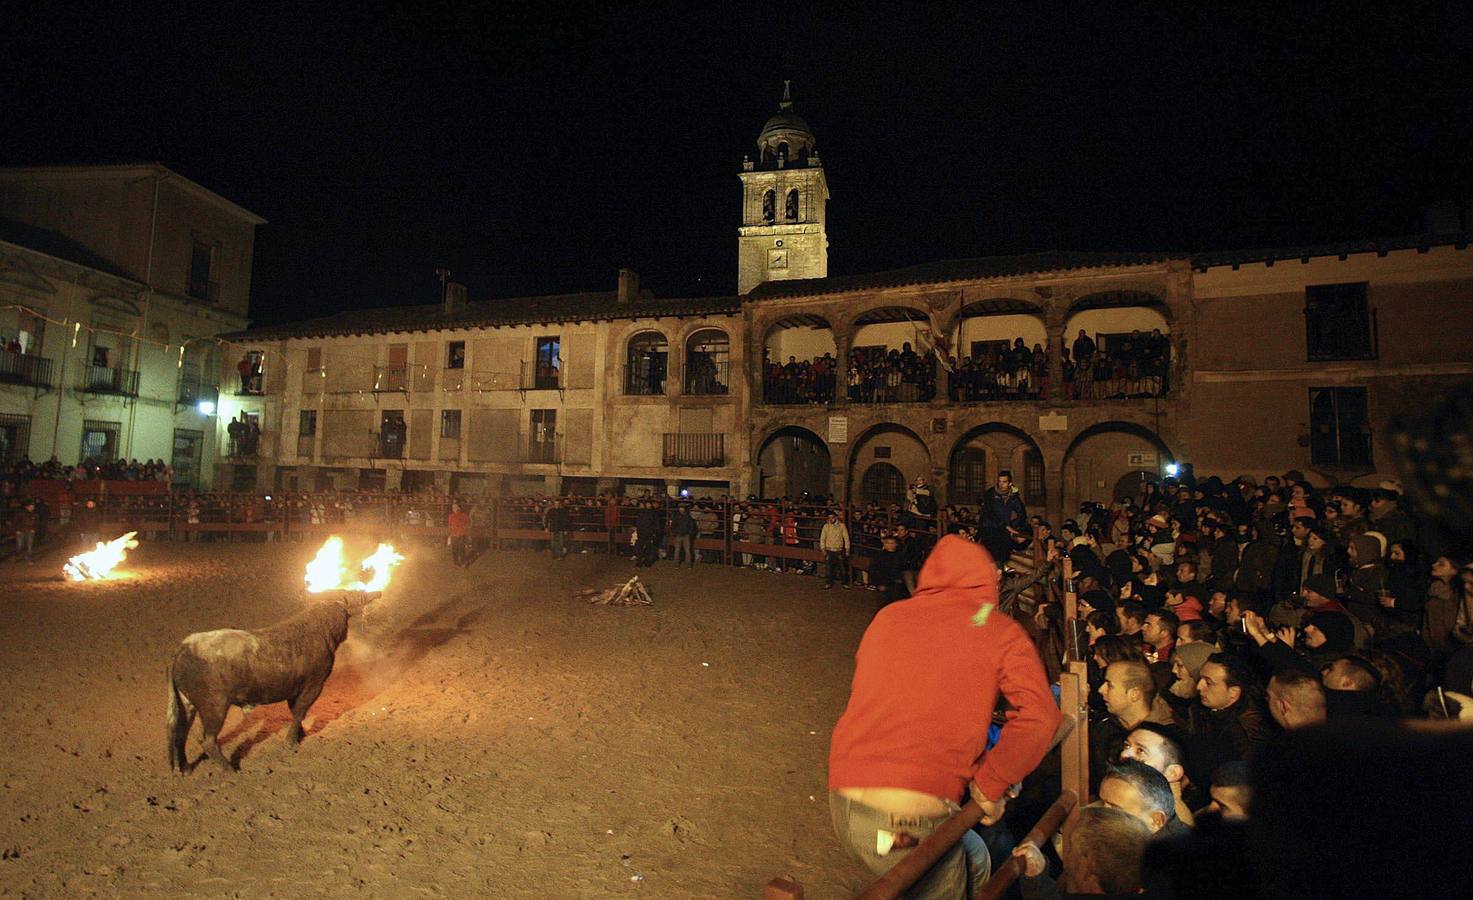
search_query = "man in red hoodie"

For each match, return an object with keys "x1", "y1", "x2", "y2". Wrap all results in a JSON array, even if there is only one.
[{"x1": 829, "y1": 535, "x2": 1062, "y2": 898}]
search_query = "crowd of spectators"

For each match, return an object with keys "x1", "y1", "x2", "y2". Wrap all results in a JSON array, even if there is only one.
[
  {"x1": 2, "y1": 455, "x2": 172, "y2": 495},
  {"x1": 763, "y1": 329, "x2": 1171, "y2": 406}
]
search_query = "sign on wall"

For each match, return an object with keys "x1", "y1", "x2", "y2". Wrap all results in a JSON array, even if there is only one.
[
  {"x1": 1127, "y1": 450, "x2": 1159, "y2": 467},
  {"x1": 828, "y1": 416, "x2": 848, "y2": 444},
  {"x1": 1038, "y1": 413, "x2": 1068, "y2": 432}
]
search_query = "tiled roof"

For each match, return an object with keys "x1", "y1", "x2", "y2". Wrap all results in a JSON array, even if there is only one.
[
  {"x1": 745, "y1": 251, "x2": 1176, "y2": 300},
  {"x1": 1189, "y1": 232, "x2": 1470, "y2": 270},
  {"x1": 0, "y1": 217, "x2": 141, "y2": 283},
  {"x1": 220, "y1": 291, "x2": 742, "y2": 341}
]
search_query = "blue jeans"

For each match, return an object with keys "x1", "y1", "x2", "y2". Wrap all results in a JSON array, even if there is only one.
[{"x1": 829, "y1": 792, "x2": 990, "y2": 899}]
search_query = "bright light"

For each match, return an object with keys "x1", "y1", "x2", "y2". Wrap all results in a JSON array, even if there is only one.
[
  {"x1": 197, "y1": 400, "x2": 216, "y2": 415},
  {"x1": 1164, "y1": 463, "x2": 1180, "y2": 477},
  {"x1": 65, "y1": 532, "x2": 140, "y2": 581},
  {"x1": 304, "y1": 536, "x2": 404, "y2": 593}
]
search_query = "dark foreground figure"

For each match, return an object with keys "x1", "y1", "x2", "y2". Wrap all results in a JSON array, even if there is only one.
[{"x1": 167, "y1": 592, "x2": 374, "y2": 771}]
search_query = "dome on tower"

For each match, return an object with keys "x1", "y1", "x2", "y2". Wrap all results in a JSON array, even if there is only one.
[{"x1": 756, "y1": 81, "x2": 816, "y2": 162}]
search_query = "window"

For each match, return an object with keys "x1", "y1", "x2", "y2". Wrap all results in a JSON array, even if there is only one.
[
  {"x1": 624, "y1": 331, "x2": 668, "y2": 395},
  {"x1": 950, "y1": 447, "x2": 987, "y2": 506},
  {"x1": 188, "y1": 240, "x2": 218, "y2": 301},
  {"x1": 299, "y1": 410, "x2": 317, "y2": 436},
  {"x1": 785, "y1": 188, "x2": 799, "y2": 221},
  {"x1": 441, "y1": 409, "x2": 462, "y2": 439},
  {"x1": 528, "y1": 409, "x2": 557, "y2": 462},
  {"x1": 305, "y1": 347, "x2": 323, "y2": 373},
  {"x1": 379, "y1": 411, "x2": 406, "y2": 459},
  {"x1": 81, "y1": 420, "x2": 121, "y2": 464},
  {"x1": 534, "y1": 336, "x2": 560, "y2": 389},
  {"x1": 860, "y1": 463, "x2": 906, "y2": 508},
  {"x1": 762, "y1": 189, "x2": 776, "y2": 224},
  {"x1": 0, "y1": 413, "x2": 32, "y2": 465},
  {"x1": 1023, "y1": 449, "x2": 1046, "y2": 507},
  {"x1": 446, "y1": 341, "x2": 465, "y2": 369},
  {"x1": 1310, "y1": 387, "x2": 1372, "y2": 467},
  {"x1": 684, "y1": 329, "x2": 730, "y2": 395},
  {"x1": 1305, "y1": 282, "x2": 1375, "y2": 361}
]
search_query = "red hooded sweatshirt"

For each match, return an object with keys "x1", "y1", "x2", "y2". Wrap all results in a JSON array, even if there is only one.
[{"x1": 829, "y1": 535, "x2": 1062, "y2": 803}]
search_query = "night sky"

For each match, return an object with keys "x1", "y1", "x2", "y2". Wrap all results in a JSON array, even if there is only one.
[{"x1": 4, "y1": 3, "x2": 1469, "y2": 327}]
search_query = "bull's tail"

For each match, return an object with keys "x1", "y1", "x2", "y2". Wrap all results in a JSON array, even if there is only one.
[{"x1": 166, "y1": 662, "x2": 194, "y2": 772}]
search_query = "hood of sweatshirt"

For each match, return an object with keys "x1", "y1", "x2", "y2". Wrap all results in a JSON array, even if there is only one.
[{"x1": 912, "y1": 535, "x2": 1000, "y2": 621}]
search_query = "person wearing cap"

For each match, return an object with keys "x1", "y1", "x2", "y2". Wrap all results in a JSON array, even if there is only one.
[{"x1": 829, "y1": 536, "x2": 1061, "y2": 897}]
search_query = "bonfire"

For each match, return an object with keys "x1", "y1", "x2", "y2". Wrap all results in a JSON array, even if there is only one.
[
  {"x1": 577, "y1": 575, "x2": 654, "y2": 606},
  {"x1": 305, "y1": 536, "x2": 404, "y2": 593},
  {"x1": 64, "y1": 532, "x2": 140, "y2": 581}
]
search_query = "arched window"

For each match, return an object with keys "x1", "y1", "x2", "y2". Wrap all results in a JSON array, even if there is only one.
[
  {"x1": 684, "y1": 328, "x2": 730, "y2": 395},
  {"x1": 785, "y1": 189, "x2": 799, "y2": 221},
  {"x1": 861, "y1": 462, "x2": 907, "y2": 508},
  {"x1": 762, "y1": 189, "x2": 776, "y2": 224},
  {"x1": 778, "y1": 142, "x2": 789, "y2": 162},
  {"x1": 949, "y1": 447, "x2": 987, "y2": 506},
  {"x1": 624, "y1": 331, "x2": 668, "y2": 395}
]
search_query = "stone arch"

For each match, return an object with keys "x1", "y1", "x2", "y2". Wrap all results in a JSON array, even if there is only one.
[
  {"x1": 859, "y1": 462, "x2": 907, "y2": 508},
  {"x1": 1068, "y1": 289, "x2": 1172, "y2": 321},
  {"x1": 624, "y1": 329, "x2": 668, "y2": 395},
  {"x1": 846, "y1": 422, "x2": 932, "y2": 506},
  {"x1": 755, "y1": 424, "x2": 831, "y2": 499},
  {"x1": 948, "y1": 422, "x2": 1047, "y2": 510},
  {"x1": 1061, "y1": 420, "x2": 1175, "y2": 513},
  {"x1": 684, "y1": 327, "x2": 730, "y2": 395},
  {"x1": 761, "y1": 313, "x2": 837, "y2": 405}
]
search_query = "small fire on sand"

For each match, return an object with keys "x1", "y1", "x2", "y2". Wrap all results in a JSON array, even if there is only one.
[
  {"x1": 64, "y1": 532, "x2": 140, "y2": 581},
  {"x1": 305, "y1": 536, "x2": 404, "y2": 593}
]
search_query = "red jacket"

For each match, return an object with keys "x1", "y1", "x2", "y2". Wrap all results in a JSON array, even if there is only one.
[{"x1": 829, "y1": 535, "x2": 1061, "y2": 803}]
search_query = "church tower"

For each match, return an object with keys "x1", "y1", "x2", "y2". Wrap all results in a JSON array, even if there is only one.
[{"x1": 737, "y1": 82, "x2": 830, "y2": 295}]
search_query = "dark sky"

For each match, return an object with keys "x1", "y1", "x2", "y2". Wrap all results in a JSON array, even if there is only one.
[{"x1": 4, "y1": 2, "x2": 1470, "y2": 326}]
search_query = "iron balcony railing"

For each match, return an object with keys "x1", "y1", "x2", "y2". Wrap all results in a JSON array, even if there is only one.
[
  {"x1": 663, "y1": 433, "x2": 724, "y2": 467},
  {"x1": 684, "y1": 359, "x2": 730, "y2": 395},
  {"x1": 520, "y1": 432, "x2": 561, "y2": 464},
  {"x1": 227, "y1": 436, "x2": 259, "y2": 459},
  {"x1": 623, "y1": 363, "x2": 666, "y2": 396},
  {"x1": 521, "y1": 361, "x2": 561, "y2": 391},
  {"x1": 0, "y1": 349, "x2": 54, "y2": 388},
  {"x1": 177, "y1": 364, "x2": 219, "y2": 406},
  {"x1": 79, "y1": 364, "x2": 141, "y2": 396},
  {"x1": 373, "y1": 364, "x2": 408, "y2": 392}
]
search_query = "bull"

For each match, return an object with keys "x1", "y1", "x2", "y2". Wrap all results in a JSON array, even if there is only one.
[{"x1": 167, "y1": 592, "x2": 375, "y2": 772}]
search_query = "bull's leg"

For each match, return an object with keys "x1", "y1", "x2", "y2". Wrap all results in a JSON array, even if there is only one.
[
  {"x1": 196, "y1": 700, "x2": 235, "y2": 771},
  {"x1": 285, "y1": 680, "x2": 326, "y2": 745}
]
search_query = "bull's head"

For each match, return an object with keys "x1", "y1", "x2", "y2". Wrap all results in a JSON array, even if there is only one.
[{"x1": 343, "y1": 591, "x2": 381, "y2": 616}]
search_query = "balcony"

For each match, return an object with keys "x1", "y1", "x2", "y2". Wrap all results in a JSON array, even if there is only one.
[
  {"x1": 623, "y1": 364, "x2": 666, "y2": 396},
  {"x1": 520, "y1": 433, "x2": 561, "y2": 464},
  {"x1": 663, "y1": 433, "x2": 724, "y2": 467},
  {"x1": 188, "y1": 277, "x2": 221, "y2": 303},
  {"x1": 0, "y1": 349, "x2": 54, "y2": 388},
  {"x1": 79, "y1": 365, "x2": 140, "y2": 397},
  {"x1": 227, "y1": 436, "x2": 259, "y2": 459},
  {"x1": 373, "y1": 364, "x2": 408, "y2": 392},
  {"x1": 684, "y1": 359, "x2": 730, "y2": 395},
  {"x1": 177, "y1": 364, "x2": 219, "y2": 407},
  {"x1": 521, "y1": 361, "x2": 561, "y2": 391}
]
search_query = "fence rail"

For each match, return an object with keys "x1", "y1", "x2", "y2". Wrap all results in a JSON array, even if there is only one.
[
  {"x1": 79, "y1": 365, "x2": 140, "y2": 396},
  {"x1": 662, "y1": 433, "x2": 724, "y2": 467},
  {"x1": 0, "y1": 349, "x2": 54, "y2": 388}
]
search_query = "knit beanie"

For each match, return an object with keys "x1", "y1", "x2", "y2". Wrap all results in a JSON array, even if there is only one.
[{"x1": 1308, "y1": 611, "x2": 1356, "y2": 654}]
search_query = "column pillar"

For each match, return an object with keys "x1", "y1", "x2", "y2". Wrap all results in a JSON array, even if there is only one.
[
  {"x1": 1045, "y1": 312, "x2": 1067, "y2": 402},
  {"x1": 832, "y1": 327, "x2": 853, "y2": 406}
]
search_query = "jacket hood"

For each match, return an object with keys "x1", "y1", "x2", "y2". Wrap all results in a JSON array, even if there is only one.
[
  {"x1": 1351, "y1": 534, "x2": 1384, "y2": 564},
  {"x1": 913, "y1": 535, "x2": 1000, "y2": 599}
]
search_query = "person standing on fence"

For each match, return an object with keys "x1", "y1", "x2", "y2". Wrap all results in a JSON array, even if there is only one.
[
  {"x1": 13, "y1": 500, "x2": 39, "y2": 562},
  {"x1": 447, "y1": 501, "x2": 471, "y2": 567},
  {"x1": 670, "y1": 503, "x2": 697, "y2": 568},
  {"x1": 820, "y1": 511, "x2": 851, "y2": 589},
  {"x1": 545, "y1": 499, "x2": 571, "y2": 560},
  {"x1": 829, "y1": 535, "x2": 1063, "y2": 898}
]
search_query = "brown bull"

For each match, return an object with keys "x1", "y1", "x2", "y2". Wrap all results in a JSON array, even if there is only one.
[{"x1": 167, "y1": 592, "x2": 375, "y2": 772}]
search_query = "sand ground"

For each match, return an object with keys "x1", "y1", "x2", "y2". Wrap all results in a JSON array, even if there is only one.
[{"x1": 0, "y1": 538, "x2": 878, "y2": 898}]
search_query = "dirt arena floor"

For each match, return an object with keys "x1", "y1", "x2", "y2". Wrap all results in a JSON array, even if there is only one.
[{"x1": 0, "y1": 537, "x2": 880, "y2": 897}]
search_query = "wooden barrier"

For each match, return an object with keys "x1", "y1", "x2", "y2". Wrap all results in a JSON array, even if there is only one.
[{"x1": 974, "y1": 789, "x2": 1080, "y2": 900}]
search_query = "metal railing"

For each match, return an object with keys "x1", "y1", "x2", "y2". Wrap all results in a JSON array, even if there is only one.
[
  {"x1": 662, "y1": 433, "x2": 724, "y2": 467},
  {"x1": 623, "y1": 364, "x2": 666, "y2": 396},
  {"x1": 0, "y1": 349, "x2": 54, "y2": 388},
  {"x1": 177, "y1": 364, "x2": 219, "y2": 406},
  {"x1": 226, "y1": 436, "x2": 260, "y2": 458},
  {"x1": 520, "y1": 433, "x2": 561, "y2": 463},
  {"x1": 521, "y1": 361, "x2": 561, "y2": 391},
  {"x1": 373, "y1": 364, "x2": 408, "y2": 392},
  {"x1": 79, "y1": 365, "x2": 140, "y2": 396},
  {"x1": 683, "y1": 359, "x2": 730, "y2": 395}
]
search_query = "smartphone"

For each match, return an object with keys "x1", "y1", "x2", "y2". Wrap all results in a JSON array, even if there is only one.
[{"x1": 1241, "y1": 618, "x2": 1249, "y2": 633}]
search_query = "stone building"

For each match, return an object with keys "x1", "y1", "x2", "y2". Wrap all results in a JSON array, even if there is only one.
[
  {"x1": 0, "y1": 165, "x2": 264, "y2": 486},
  {"x1": 220, "y1": 89, "x2": 1473, "y2": 523}
]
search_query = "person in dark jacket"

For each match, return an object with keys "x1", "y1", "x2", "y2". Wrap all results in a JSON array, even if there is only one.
[
  {"x1": 633, "y1": 502, "x2": 663, "y2": 568},
  {"x1": 1235, "y1": 521, "x2": 1280, "y2": 602},
  {"x1": 980, "y1": 471, "x2": 1028, "y2": 538},
  {"x1": 13, "y1": 500, "x2": 39, "y2": 562},
  {"x1": 545, "y1": 499, "x2": 571, "y2": 560},
  {"x1": 1187, "y1": 652, "x2": 1275, "y2": 768},
  {"x1": 669, "y1": 504, "x2": 698, "y2": 568},
  {"x1": 867, "y1": 534, "x2": 908, "y2": 607}
]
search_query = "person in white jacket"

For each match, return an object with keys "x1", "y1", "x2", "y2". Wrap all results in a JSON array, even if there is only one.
[{"x1": 820, "y1": 512, "x2": 851, "y2": 589}]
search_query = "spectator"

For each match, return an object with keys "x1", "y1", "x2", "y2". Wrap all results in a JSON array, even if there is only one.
[
  {"x1": 1013, "y1": 805, "x2": 1151, "y2": 898},
  {"x1": 12, "y1": 500, "x2": 38, "y2": 562},
  {"x1": 446, "y1": 501, "x2": 471, "y2": 567},
  {"x1": 669, "y1": 503, "x2": 697, "y2": 568},
  {"x1": 819, "y1": 511, "x2": 850, "y2": 589},
  {"x1": 1367, "y1": 487, "x2": 1414, "y2": 546},
  {"x1": 981, "y1": 470, "x2": 1028, "y2": 539},
  {"x1": 1264, "y1": 668, "x2": 1327, "y2": 729},
  {"x1": 544, "y1": 499, "x2": 571, "y2": 560},
  {"x1": 1120, "y1": 722, "x2": 1196, "y2": 826},
  {"x1": 1188, "y1": 652, "x2": 1274, "y2": 763},
  {"x1": 1099, "y1": 759, "x2": 1190, "y2": 840},
  {"x1": 1203, "y1": 761, "x2": 1253, "y2": 821}
]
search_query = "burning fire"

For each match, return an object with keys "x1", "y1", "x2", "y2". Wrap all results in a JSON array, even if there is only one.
[
  {"x1": 305, "y1": 536, "x2": 404, "y2": 593},
  {"x1": 64, "y1": 532, "x2": 140, "y2": 581}
]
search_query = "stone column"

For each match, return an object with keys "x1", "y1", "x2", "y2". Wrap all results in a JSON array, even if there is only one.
[
  {"x1": 1045, "y1": 310, "x2": 1067, "y2": 402},
  {"x1": 832, "y1": 327, "x2": 853, "y2": 406}
]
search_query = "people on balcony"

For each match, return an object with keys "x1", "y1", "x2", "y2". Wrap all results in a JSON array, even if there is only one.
[
  {"x1": 847, "y1": 343, "x2": 936, "y2": 403},
  {"x1": 236, "y1": 351, "x2": 264, "y2": 394},
  {"x1": 1069, "y1": 328, "x2": 1171, "y2": 400}
]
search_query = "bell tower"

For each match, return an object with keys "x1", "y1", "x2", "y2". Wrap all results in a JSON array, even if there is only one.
[{"x1": 737, "y1": 82, "x2": 830, "y2": 295}]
